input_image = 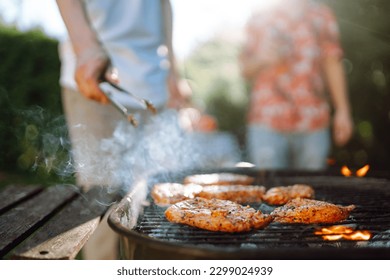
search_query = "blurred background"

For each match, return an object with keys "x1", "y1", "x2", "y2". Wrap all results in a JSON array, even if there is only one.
[{"x1": 0, "y1": 0, "x2": 389, "y2": 185}]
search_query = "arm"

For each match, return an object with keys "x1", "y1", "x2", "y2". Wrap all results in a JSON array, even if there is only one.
[
  {"x1": 323, "y1": 55, "x2": 353, "y2": 146},
  {"x1": 56, "y1": 0, "x2": 117, "y2": 103},
  {"x1": 161, "y1": 0, "x2": 189, "y2": 109}
]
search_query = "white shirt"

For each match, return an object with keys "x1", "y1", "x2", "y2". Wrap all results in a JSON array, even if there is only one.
[{"x1": 59, "y1": 0, "x2": 170, "y2": 109}]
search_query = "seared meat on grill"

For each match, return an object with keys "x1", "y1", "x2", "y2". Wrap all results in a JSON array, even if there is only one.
[
  {"x1": 263, "y1": 184, "x2": 315, "y2": 205},
  {"x1": 271, "y1": 198, "x2": 356, "y2": 224},
  {"x1": 151, "y1": 183, "x2": 202, "y2": 206},
  {"x1": 198, "y1": 185, "x2": 266, "y2": 203},
  {"x1": 152, "y1": 183, "x2": 265, "y2": 206},
  {"x1": 183, "y1": 173, "x2": 254, "y2": 186},
  {"x1": 165, "y1": 197, "x2": 273, "y2": 232}
]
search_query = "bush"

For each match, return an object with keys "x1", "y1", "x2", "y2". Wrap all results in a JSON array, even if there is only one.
[
  {"x1": 325, "y1": 0, "x2": 390, "y2": 169},
  {"x1": 0, "y1": 26, "x2": 65, "y2": 180}
]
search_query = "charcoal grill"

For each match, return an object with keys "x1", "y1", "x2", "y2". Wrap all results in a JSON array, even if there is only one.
[{"x1": 108, "y1": 168, "x2": 390, "y2": 259}]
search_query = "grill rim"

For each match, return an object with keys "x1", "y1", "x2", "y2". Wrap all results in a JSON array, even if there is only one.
[
  {"x1": 109, "y1": 212, "x2": 390, "y2": 260},
  {"x1": 108, "y1": 168, "x2": 390, "y2": 259}
]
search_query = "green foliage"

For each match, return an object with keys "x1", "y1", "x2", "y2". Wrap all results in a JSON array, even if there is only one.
[
  {"x1": 0, "y1": 26, "x2": 62, "y2": 112},
  {"x1": 183, "y1": 38, "x2": 249, "y2": 147},
  {"x1": 0, "y1": 26, "x2": 67, "y2": 181},
  {"x1": 323, "y1": 0, "x2": 390, "y2": 169}
]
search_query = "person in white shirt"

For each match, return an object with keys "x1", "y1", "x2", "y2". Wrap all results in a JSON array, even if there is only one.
[{"x1": 56, "y1": 0, "x2": 184, "y2": 259}]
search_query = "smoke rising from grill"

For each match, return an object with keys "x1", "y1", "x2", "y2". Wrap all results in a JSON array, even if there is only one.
[
  {"x1": 16, "y1": 106, "x2": 74, "y2": 179},
  {"x1": 95, "y1": 109, "x2": 241, "y2": 193},
  {"x1": 22, "y1": 107, "x2": 241, "y2": 194}
]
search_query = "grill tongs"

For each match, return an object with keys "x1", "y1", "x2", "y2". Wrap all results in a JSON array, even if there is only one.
[{"x1": 100, "y1": 80, "x2": 157, "y2": 127}]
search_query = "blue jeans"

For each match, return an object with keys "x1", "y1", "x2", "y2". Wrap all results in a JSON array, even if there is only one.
[{"x1": 246, "y1": 125, "x2": 330, "y2": 170}]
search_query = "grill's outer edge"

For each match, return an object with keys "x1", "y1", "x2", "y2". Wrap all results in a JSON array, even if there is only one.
[{"x1": 108, "y1": 168, "x2": 390, "y2": 260}]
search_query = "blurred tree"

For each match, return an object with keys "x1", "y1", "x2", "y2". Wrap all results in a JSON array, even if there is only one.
[
  {"x1": 0, "y1": 26, "x2": 70, "y2": 184},
  {"x1": 182, "y1": 36, "x2": 248, "y2": 148},
  {"x1": 323, "y1": 0, "x2": 390, "y2": 169}
]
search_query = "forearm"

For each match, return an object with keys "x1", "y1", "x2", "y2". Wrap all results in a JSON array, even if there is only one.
[
  {"x1": 56, "y1": 0, "x2": 102, "y2": 57},
  {"x1": 323, "y1": 55, "x2": 353, "y2": 146},
  {"x1": 162, "y1": 0, "x2": 190, "y2": 108},
  {"x1": 161, "y1": 0, "x2": 177, "y2": 75},
  {"x1": 323, "y1": 56, "x2": 351, "y2": 114},
  {"x1": 56, "y1": 0, "x2": 111, "y2": 103}
]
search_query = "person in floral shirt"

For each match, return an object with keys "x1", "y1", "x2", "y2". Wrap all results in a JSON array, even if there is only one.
[{"x1": 240, "y1": 0, "x2": 353, "y2": 170}]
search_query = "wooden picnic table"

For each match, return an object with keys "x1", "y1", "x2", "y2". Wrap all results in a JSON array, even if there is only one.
[{"x1": 0, "y1": 184, "x2": 120, "y2": 259}]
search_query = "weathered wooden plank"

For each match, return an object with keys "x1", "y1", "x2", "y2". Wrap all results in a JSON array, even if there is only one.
[
  {"x1": 12, "y1": 186, "x2": 119, "y2": 259},
  {"x1": 0, "y1": 185, "x2": 43, "y2": 215},
  {"x1": 0, "y1": 185, "x2": 78, "y2": 258}
]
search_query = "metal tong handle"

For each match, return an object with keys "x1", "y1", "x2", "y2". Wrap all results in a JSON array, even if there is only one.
[
  {"x1": 104, "y1": 80, "x2": 157, "y2": 114},
  {"x1": 101, "y1": 90, "x2": 138, "y2": 126}
]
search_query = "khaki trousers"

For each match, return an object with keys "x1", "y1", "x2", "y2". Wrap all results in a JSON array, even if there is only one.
[
  {"x1": 62, "y1": 87, "x2": 197, "y2": 258},
  {"x1": 62, "y1": 88, "x2": 172, "y2": 259},
  {"x1": 61, "y1": 88, "x2": 122, "y2": 260}
]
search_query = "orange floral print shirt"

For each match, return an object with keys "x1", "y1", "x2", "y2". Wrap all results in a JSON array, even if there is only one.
[{"x1": 244, "y1": 2, "x2": 343, "y2": 132}]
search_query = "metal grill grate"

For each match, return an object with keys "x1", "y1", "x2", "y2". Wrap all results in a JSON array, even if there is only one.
[{"x1": 134, "y1": 175, "x2": 390, "y2": 249}]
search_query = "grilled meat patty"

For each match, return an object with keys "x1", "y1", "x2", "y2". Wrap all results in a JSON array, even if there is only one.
[
  {"x1": 152, "y1": 183, "x2": 265, "y2": 205},
  {"x1": 197, "y1": 185, "x2": 266, "y2": 203},
  {"x1": 263, "y1": 184, "x2": 315, "y2": 205},
  {"x1": 165, "y1": 197, "x2": 273, "y2": 232},
  {"x1": 151, "y1": 183, "x2": 202, "y2": 206},
  {"x1": 183, "y1": 173, "x2": 254, "y2": 186},
  {"x1": 271, "y1": 198, "x2": 356, "y2": 224}
]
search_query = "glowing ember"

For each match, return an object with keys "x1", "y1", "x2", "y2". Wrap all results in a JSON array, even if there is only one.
[
  {"x1": 315, "y1": 225, "x2": 354, "y2": 235},
  {"x1": 356, "y1": 164, "x2": 370, "y2": 177},
  {"x1": 341, "y1": 166, "x2": 353, "y2": 177},
  {"x1": 322, "y1": 234, "x2": 344, "y2": 241},
  {"x1": 344, "y1": 230, "x2": 372, "y2": 240},
  {"x1": 314, "y1": 225, "x2": 372, "y2": 241},
  {"x1": 340, "y1": 165, "x2": 370, "y2": 177}
]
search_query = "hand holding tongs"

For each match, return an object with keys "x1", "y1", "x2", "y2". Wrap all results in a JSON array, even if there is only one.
[{"x1": 100, "y1": 80, "x2": 157, "y2": 127}]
